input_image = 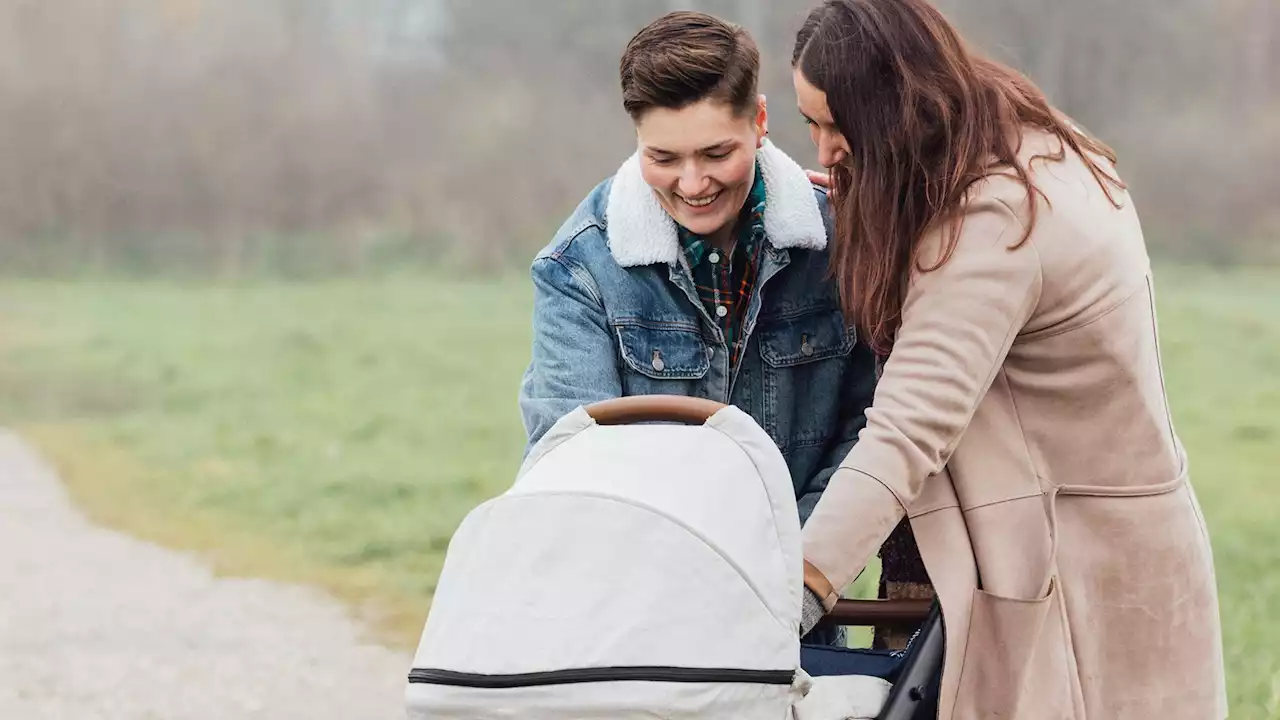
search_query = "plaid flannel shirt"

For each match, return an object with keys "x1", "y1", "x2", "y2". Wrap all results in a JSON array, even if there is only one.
[{"x1": 677, "y1": 165, "x2": 767, "y2": 370}]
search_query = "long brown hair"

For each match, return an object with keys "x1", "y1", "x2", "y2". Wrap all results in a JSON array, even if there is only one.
[{"x1": 793, "y1": 0, "x2": 1125, "y2": 355}]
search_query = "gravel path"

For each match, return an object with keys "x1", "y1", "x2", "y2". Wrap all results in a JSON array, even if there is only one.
[{"x1": 0, "y1": 431, "x2": 413, "y2": 719}]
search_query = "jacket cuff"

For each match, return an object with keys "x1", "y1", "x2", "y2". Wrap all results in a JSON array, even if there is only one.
[{"x1": 800, "y1": 586, "x2": 828, "y2": 636}]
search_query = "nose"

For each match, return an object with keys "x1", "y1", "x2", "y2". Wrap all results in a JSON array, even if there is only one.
[
  {"x1": 818, "y1": 139, "x2": 847, "y2": 170},
  {"x1": 677, "y1": 162, "x2": 711, "y2": 198}
]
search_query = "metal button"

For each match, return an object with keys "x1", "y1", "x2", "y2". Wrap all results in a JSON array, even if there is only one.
[
  {"x1": 715, "y1": 305, "x2": 729, "y2": 318},
  {"x1": 801, "y1": 334, "x2": 814, "y2": 357},
  {"x1": 651, "y1": 350, "x2": 665, "y2": 372},
  {"x1": 708, "y1": 252, "x2": 721, "y2": 264}
]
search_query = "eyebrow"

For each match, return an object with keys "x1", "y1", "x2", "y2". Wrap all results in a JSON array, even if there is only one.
[{"x1": 646, "y1": 140, "x2": 737, "y2": 156}]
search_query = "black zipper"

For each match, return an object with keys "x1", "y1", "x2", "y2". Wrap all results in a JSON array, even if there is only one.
[{"x1": 408, "y1": 666, "x2": 794, "y2": 689}]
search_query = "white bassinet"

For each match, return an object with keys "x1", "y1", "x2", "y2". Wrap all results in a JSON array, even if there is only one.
[{"x1": 404, "y1": 397, "x2": 935, "y2": 720}]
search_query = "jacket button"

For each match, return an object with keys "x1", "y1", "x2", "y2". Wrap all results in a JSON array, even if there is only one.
[
  {"x1": 651, "y1": 350, "x2": 665, "y2": 372},
  {"x1": 801, "y1": 341, "x2": 814, "y2": 357}
]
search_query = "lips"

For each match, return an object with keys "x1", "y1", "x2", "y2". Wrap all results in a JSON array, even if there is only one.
[{"x1": 677, "y1": 191, "x2": 721, "y2": 208}]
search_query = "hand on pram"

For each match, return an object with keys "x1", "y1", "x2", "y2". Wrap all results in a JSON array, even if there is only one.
[{"x1": 800, "y1": 586, "x2": 827, "y2": 636}]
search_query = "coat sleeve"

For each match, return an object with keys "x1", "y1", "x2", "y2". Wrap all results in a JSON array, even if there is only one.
[
  {"x1": 518, "y1": 252, "x2": 624, "y2": 454},
  {"x1": 800, "y1": 195, "x2": 1044, "y2": 608}
]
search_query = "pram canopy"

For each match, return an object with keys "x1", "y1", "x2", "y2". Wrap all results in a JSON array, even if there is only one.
[{"x1": 404, "y1": 397, "x2": 922, "y2": 720}]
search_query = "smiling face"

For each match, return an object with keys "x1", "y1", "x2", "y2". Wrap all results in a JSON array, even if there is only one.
[
  {"x1": 635, "y1": 95, "x2": 767, "y2": 245},
  {"x1": 793, "y1": 68, "x2": 851, "y2": 170}
]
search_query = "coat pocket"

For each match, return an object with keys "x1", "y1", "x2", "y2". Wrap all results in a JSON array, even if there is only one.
[
  {"x1": 1052, "y1": 477, "x2": 1225, "y2": 719},
  {"x1": 951, "y1": 579, "x2": 1079, "y2": 719},
  {"x1": 755, "y1": 308, "x2": 858, "y2": 449},
  {"x1": 615, "y1": 321, "x2": 710, "y2": 381},
  {"x1": 757, "y1": 309, "x2": 854, "y2": 367}
]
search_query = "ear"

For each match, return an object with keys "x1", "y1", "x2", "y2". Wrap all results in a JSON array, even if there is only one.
[{"x1": 755, "y1": 93, "x2": 768, "y2": 147}]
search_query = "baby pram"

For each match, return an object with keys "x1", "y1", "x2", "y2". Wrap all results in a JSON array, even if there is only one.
[{"x1": 404, "y1": 395, "x2": 944, "y2": 719}]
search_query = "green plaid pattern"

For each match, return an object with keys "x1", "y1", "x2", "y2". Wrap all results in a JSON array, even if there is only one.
[{"x1": 677, "y1": 164, "x2": 767, "y2": 369}]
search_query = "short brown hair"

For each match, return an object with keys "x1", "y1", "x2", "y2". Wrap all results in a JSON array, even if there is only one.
[{"x1": 619, "y1": 11, "x2": 760, "y2": 121}]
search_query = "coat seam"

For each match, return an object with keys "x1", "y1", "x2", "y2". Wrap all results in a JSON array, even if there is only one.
[
  {"x1": 905, "y1": 501, "x2": 959, "y2": 520},
  {"x1": 960, "y1": 491, "x2": 1046, "y2": 513},
  {"x1": 1145, "y1": 273, "x2": 1182, "y2": 472},
  {"x1": 545, "y1": 217, "x2": 604, "y2": 260},
  {"x1": 948, "y1": 595, "x2": 981, "y2": 720},
  {"x1": 611, "y1": 317, "x2": 703, "y2": 332},
  {"x1": 1000, "y1": 372, "x2": 1045, "y2": 492},
  {"x1": 1019, "y1": 278, "x2": 1146, "y2": 342},
  {"x1": 539, "y1": 252, "x2": 606, "y2": 310},
  {"x1": 938, "y1": 219, "x2": 1044, "y2": 465},
  {"x1": 834, "y1": 466, "x2": 911, "y2": 514}
]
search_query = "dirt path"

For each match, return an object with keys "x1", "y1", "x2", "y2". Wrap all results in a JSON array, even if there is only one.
[{"x1": 0, "y1": 431, "x2": 413, "y2": 719}]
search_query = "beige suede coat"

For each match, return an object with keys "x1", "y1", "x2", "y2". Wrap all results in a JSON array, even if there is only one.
[{"x1": 801, "y1": 130, "x2": 1228, "y2": 719}]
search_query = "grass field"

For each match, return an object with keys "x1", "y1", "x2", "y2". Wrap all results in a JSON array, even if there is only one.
[{"x1": 0, "y1": 267, "x2": 1277, "y2": 717}]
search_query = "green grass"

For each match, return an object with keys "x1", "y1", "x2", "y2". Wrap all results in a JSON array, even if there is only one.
[
  {"x1": 0, "y1": 275, "x2": 535, "y2": 641},
  {"x1": 0, "y1": 266, "x2": 1276, "y2": 718},
  {"x1": 1149, "y1": 267, "x2": 1280, "y2": 719}
]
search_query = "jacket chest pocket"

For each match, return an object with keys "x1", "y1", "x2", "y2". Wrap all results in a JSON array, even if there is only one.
[
  {"x1": 758, "y1": 309, "x2": 855, "y2": 367},
  {"x1": 614, "y1": 321, "x2": 710, "y2": 394},
  {"x1": 756, "y1": 309, "x2": 856, "y2": 448}
]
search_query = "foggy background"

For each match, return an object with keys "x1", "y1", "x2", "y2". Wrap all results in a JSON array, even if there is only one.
[
  {"x1": 0, "y1": 4, "x2": 1276, "y2": 715},
  {"x1": 1, "y1": 0, "x2": 1275, "y2": 278}
]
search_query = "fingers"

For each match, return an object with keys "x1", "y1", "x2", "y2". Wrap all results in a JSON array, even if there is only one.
[
  {"x1": 807, "y1": 170, "x2": 838, "y2": 203},
  {"x1": 806, "y1": 169, "x2": 831, "y2": 188}
]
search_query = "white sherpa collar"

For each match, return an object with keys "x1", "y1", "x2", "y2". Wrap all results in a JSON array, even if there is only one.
[{"x1": 604, "y1": 139, "x2": 828, "y2": 267}]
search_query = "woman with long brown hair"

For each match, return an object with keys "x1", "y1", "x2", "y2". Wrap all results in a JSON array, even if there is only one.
[{"x1": 789, "y1": 1, "x2": 1228, "y2": 718}]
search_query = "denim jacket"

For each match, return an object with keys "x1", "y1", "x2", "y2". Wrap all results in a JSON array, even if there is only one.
[{"x1": 518, "y1": 140, "x2": 878, "y2": 522}]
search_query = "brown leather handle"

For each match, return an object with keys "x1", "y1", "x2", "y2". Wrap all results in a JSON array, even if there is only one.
[
  {"x1": 824, "y1": 599, "x2": 934, "y2": 628},
  {"x1": 584, "y1": 395, "x2": 727, "y2": 426}
]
